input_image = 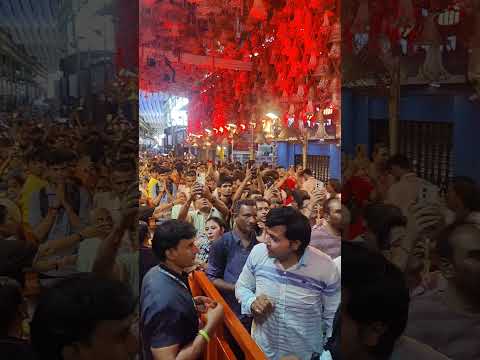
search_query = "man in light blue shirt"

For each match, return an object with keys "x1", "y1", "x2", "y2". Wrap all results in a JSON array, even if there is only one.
[{"x1": 236, "y1": 207, "x2": 340, "y2": 360}]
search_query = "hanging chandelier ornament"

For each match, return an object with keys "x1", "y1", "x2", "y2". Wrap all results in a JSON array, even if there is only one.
[
  {"x1": 415, "y1": 12, "x2": 443, "y2": 47},
  {"x1": 313, "y1": 56, "x2": 331, "y2": 77},
  {"x1": 396, "y1": 0, "x2": 416, "y2": 35},
  {"x1": 250, "y1": 0, "x2": 268, "y2": 20},
  {"x1": 352, "y1": 0, "x2": 370, "y2": 34},
  {"x1": 154, "y1": 0, "x2": 344, "y2": 146},
  {"x1": 416, "y1": 12, "x2": 452, "y2": 81}
]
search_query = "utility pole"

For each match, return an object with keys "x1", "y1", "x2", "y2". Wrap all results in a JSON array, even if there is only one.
[{"x1": 388, "y1": 57, "x2": 401, "y2": 156}]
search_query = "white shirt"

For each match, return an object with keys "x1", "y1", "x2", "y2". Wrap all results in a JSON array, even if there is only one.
[{"x1": 236, "y1": 244, "x2": 340, "y2": 360}]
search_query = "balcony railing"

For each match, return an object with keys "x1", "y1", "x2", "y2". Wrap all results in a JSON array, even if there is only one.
[{"x1": 189, "y1": 270, "x2": 268, "y2": 360}]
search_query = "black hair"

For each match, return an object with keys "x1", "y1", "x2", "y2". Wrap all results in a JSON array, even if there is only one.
[
  {"x1": 292, "y1": 190, "x2": 310, "y2": 209},
  {"x1": 263, "y1": 169, "x2": 280, "y2": 180},
  {"x1": 0, "y1": 277, "x2": 23, "y2": 336},
  {"x1": 255, "y1": 197, "x2": 271, "y2": 206},
  {"x1": 218, "y1": 175, "x2": 234, "y2": 187},
  {"x1": 139, "y1": 221, "x2": 149, "y2": 245},
  {"x1": 265, "y1": 207, "x2": 311, "y2": 256},
  {"x1": 0, "y1": 204, "x2": 6, "y2": 225},
  {"x1": 232, "y1": 199, "x2": 256, "y2": 217},
  {"x1": 437, "y1": 222, "x2": 480, "y2": 261},
  {"x1": 386, "y1": 154, "x2": 411, "y2": 170},
  {"x1": 364, "y1": 203, "x2": 407, "y2": 251},
  {"x1": 185, "y1": 170, "x2": 196, "y2": 177},
  {"x1": 157, "y1": 167, "x2": 171, "y2": 175},
  {"x1": 450, "y1": 176, "x2": 480, "y2": 211},
  {"x1": 206, "y1": 216, "x2": 227, "y2": 231},
  {"x1": 111, "y1": 159, "x2": 136, "y2": 174},
  {"x1": 45, "y1": 149, "x2": 77, "y2": 166},
  {"x1": 342, "y1": 242, "x2": 410, "y2": 360},
  {"x1": 151, "y1": 220, "x2": 197, "y2": 261},
  {"x1": 328, "y1": 178, "x2": 342, "y2": 193},
  {"x1": 31, "y1": 276, "x2": 136, "y2": 360},
  {"x1": 301, "y1": 168, "x2": 313, "y2": 177},
  {"x1": 175, "y1": 162, "x2": 184, "y2": 173},
  {"x1": 232, "y1": 170, "x2": 244, "y2": 182},
  {"x1": 8, "y1": 173, "x2": 25, "y2": 187}
]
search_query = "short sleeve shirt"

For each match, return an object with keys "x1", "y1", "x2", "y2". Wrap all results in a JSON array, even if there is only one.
[
  {"x1": 206, "y1": 231, "x2": 257, "y2": 319},
  {"x1": 140, "y1": 265, "x2": 199, "y2": 360}
]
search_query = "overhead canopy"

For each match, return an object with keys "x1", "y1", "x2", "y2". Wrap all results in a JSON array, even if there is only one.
[
  {"x1": 140, "y1": 0, "x2": 343, "y2": 147},
  {"x1": 0, "y1": 0, "x2": 64, "y2": 73},
  {"x1": 139, "y1": 0, "x2": 258, "y2": 96}
]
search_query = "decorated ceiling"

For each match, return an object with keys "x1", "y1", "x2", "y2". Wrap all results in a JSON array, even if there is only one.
[
  {"x1": 140, "y1": 0, "x2": 342, "y2": 144},
  {"x1": 139, "y1": 0, "x2": 480, "y2": 146}
]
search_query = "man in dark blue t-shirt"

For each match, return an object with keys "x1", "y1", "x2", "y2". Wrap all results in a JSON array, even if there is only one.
[
  {"x1": 206, "y1": 199, "x2": 258, "y2": 331},
  {"x1": 140, "y1": 220, "x2": 224, "y2": 360}
]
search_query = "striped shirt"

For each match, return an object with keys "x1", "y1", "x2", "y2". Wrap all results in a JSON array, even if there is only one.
[
  {"x1": 235, "y1": 243, "x2": 340, "y2": 360},
  {"x1": 310, "y1": 224, "x2": 341, "y2": 259}
]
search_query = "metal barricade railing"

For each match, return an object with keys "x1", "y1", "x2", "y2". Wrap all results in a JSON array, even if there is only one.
[{"x1": 189, "y1": 270, "x2": 268, "y2": 360}]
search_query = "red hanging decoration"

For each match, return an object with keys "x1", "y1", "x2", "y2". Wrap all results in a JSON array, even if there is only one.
[{"x1": 248, "y1": 0, "x2": 268, "y2": 22}]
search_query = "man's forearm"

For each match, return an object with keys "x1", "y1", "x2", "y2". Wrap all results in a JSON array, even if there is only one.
[
  {"x1": 232, "y1": 179, "x2": 247, "y2": 203},
  {"x1": 151, "y1": 333, "x2": 210, "y2": 360},
  {"x1": 33, "y1": 211, "x2": 55, "y2": 242},
  {"x1": 92, "y1": 226, "x2": 125, "y2": 278},
  {"x1": 63, "y1": 203, "x2": 82, "y2": 228},
  {"x1": 154, "y1": 202, "x2": 174, "y2": 217},
  {"x1": 175, "y1": 334, "x2": 210, "y2": 360},
  {"x1": 178, "y1": 198, "x2": 193, "y2": 221},
  {"x1": 212, "y1": 278, "x2": 235, "y2": 292},
  {"x1": 47, "y1": 232, "x2": 83, "y2": 253},
  {"x1": 257, "y1": 174, "x2": 265, "y2": 194},
  {"x1": 211, "y1": 197, "x2": 229, "y2": 219}
]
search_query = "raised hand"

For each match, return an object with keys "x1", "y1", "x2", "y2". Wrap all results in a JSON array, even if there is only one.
[
  {"x1": 310, "y1": 188, "x2": 327, "y2": 205},
  {"x1": 119, "y1": 182, "x2": 140, "y2": 229},
  {"x1": 245, "y1": 165, "x2": 253, "y2": 181},
  {"x1": 407, "y1": 203, "x2": 444, "y2": 237},
  {"x1": 202, "y1": 184, "x2": 213, "y2": 201}
]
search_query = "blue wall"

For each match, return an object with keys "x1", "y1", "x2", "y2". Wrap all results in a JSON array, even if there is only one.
[
  {"x1": 342, "y1": 88, "x2": 480, "y2": 180},
  {"x1": 276, "y1": 141, "x2": 341, "y2": 180}
]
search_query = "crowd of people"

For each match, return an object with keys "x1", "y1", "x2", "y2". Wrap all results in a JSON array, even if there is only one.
[
  {"x1": 340, "y1": 144, "x2": 480, "y2": 360},
  {"x1": 1, "y1": 96, "x2": 479, "y2": 360},
  {"x1": 0, "y1": 78, "x2": 141, "y2": 360},
  {"x1": 138, "y1": 155, "x2": 342, "y2": 360},
  {"x1": 138, "y1": 142, "x2": 479, "y2": 360}
]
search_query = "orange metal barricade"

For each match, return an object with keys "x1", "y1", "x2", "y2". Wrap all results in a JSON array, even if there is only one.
[{"x1": 189, "y1": 270, "x2": 268, "y2": 360}]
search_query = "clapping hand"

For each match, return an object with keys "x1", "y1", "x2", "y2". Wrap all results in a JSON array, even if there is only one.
[
  {"x1": 194, "y1": 296, "x2": 218, "y2": 314},
  {"x1": 251, "y1": 294, "x2": 275, "y2": 323}
]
